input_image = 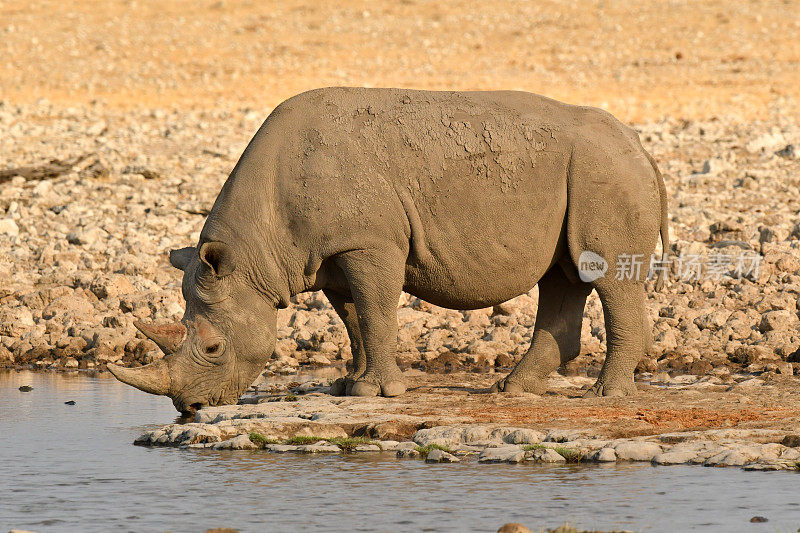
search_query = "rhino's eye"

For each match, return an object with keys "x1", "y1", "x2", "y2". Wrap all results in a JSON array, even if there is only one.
[{"x1": 205, "y1": 343, "x2": 222, "y2": 355}]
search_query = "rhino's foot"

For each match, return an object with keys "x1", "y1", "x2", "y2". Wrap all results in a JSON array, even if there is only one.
[
  {"x1": 583, "y1": 379, "x2": 637, "y2": 398},
  {"x1": 349, "y1": 372, "x2": 407, "y2": 397},
  {"x1": 329, "y1": 376, "x2": 357, "y2": 396},
  {"x1": 490, "y1": 375, "x2": 547, "y2": 395}
]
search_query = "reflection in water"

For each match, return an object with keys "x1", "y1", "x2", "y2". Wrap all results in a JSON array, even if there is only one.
[{"x1": 1, "y1": 370, "x2": 798, "y2": 533}]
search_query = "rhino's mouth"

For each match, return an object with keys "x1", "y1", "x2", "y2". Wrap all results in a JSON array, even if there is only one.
[
  {"x1": 172, "y1": 398, "x2": 208, "y2": 417},
  {"x1": 186, "y1": 402, "x2": 206, "y2": 415}
]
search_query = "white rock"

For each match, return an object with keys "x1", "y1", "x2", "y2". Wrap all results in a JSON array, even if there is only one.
[
  {"x1": 528, "y1": 447, "x2": 566, "y2": 463},
  {"x1": 704, "y1": 450, "x2": 749, "y2": 467},
  {"x1": 211, "y1": 434, "x2": 258, "y2": 450},
  {"x1": 652, "y1": 449, "x2": 698, "y2": 465},
  {"x1": 353, "y1": 444, "x2": 382, "y2": 452},
  {"x1": 0, "y1": 218, "x2": 19, "y2": 237},
  {"x1": 413, "y1": 426, "x2": 463, "y2": 448},
  {"x1": 502, "y1": 428, "x2": 546, "y2": 445},
  {"x1": 308, "y1": 353, "x2": 331, "y2": 365},
  {"x1": 0, "y1": 306, "x2": 35, "y2": 337},
  {"x1": 478, "y1": 445, "x2": 526, "y2": 463},
  {"x1": 587, "y1": 448, "x2": 617, "y2": 462},
  {"x1": 759, "y1": 310, "x2": 799, "y2": 332},
  {"x1": 266, "y1": 444, "x2": 299, "y2": 453},
  {"x1": 613, "y1": 441, "x2": 662, "y2": 461},
  {"x1": 746, "y1": 131, "x2": 787, "y2": 153}
]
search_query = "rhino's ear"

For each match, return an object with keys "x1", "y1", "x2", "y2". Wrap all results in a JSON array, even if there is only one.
[
  {"x1": 169, "y1": 247, "x2": 195, "y2": 271},
  {"x1": 199, "y1": 241, "x2": 236, "y2": 278}
]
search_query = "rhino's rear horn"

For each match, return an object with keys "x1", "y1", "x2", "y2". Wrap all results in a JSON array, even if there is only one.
[{"x1": 134, "y1": 320, "x2": 187, "y2": 355}]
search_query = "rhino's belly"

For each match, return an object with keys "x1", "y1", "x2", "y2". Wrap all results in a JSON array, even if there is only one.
[
  {"x1": 403, "y1": 252, "x2": 560, "y2": 310},
  {"x1": 401, "y1": 189, "x2": 567, "y2": 310}
]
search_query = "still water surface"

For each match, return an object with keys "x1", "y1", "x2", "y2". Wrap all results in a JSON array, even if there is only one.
[{"x1": 1, "y1": 370, "x2": 799, "y2": 532}]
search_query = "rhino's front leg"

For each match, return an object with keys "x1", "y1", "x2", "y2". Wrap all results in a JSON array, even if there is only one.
[
  {"x1": 324, "y1": 288, "x2": 366, "y2": 396},
  {"x1": 334, "y1": 248, "x2": 407, "y2": 397}
]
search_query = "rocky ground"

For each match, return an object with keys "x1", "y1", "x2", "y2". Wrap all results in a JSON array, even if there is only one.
[
  {"x1": 132, "y1": 371, "x2": 800, "y2": 472},
  {"x1": 1, "y1": 101, "x2": 799, "y2": 382}
]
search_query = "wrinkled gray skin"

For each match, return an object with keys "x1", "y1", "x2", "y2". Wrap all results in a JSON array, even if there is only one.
[{"x1": 109, "y1": 87, "x2": 668, "y2": 415}]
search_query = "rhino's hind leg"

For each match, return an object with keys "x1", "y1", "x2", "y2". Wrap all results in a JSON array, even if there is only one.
[
  {"x1": 334, "y1": 249, "x2": 407, "y2": 397},
  {"x1": 492, "y1": 265, "x2": 591, "y2": 394},
  {"x1": 323, "y1": 289, "x2": 366, "y2": 396},
  {"x1": 583, "y1": 280, "x2": 645, "y2": 397}
]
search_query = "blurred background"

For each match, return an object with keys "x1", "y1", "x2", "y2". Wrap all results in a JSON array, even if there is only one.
[{"x1": 2, "y1": 0, "x2": 798, "y2": 121}]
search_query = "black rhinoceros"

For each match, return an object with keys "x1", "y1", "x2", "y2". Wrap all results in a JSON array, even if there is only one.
[{"x1": 109, "y1": 87, "x2": 668, "y2": 414}]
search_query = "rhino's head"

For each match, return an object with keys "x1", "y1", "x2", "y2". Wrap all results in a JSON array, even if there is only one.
[{"x1": 108, "y1": 241, "x2": 277, "y2": 415}]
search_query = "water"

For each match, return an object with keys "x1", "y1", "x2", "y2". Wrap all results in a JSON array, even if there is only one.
[{"x1": 1, "y1": 370, "x2": 799, "y2": 533}]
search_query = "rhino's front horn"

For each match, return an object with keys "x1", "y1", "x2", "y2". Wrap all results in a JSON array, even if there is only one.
[
  {"x1": 108, "y1": 360, "x2": 171, "y2": 396},
  {"x1": 134, "y1": 320, "x2": 186, "y2": 355}
]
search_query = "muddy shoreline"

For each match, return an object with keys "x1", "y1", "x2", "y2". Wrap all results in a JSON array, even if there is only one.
[{"x1": 126, "y1": 370, "x2": 800, "y2": 472}]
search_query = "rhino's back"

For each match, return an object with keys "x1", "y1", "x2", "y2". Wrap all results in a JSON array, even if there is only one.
[{"x1": 265, "y1": 88, "x2": 635, "y2": 307}]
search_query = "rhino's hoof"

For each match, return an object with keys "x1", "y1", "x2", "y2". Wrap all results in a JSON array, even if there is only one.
[
  {"x1": 350, "y1": 380, "x2": 381, "y2": 397},
  {"x1": 490, "y1": 377, "x2": 544, "y2": 395},
  {"x1": 349, "y1": 378, "x2": 406, "y2": 397},
  {"x1": 500, "y1": 381, "x2": 525, "y2": 394},
  {"x1": 583, "y1": 382, "x2": 636, "y2": 398},
  {"x1": 380, "y1": 380, "x2": 406, "y2": 397}
]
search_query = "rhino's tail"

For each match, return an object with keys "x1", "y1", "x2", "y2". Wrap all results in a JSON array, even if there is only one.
[{"x1": 647, "y1": 151, "x2": 669, "y2": 291}]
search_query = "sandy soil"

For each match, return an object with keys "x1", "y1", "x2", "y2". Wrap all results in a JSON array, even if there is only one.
[{"x1": 2, "y1": 0, "x2": 799, "y2": 121}]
